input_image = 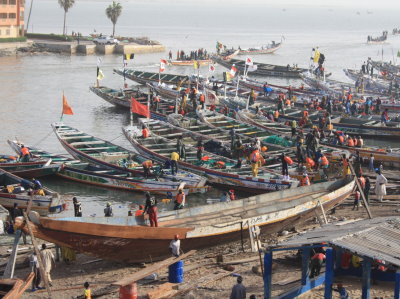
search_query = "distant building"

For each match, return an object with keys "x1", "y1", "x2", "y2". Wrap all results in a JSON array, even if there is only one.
[{"x1": 0, "y1": 0, "x2": 24, "y2": 38}]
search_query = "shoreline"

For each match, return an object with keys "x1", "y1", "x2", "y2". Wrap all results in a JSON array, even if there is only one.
[{"x1": 0, "y1": 39, "x2": 166, "y2": 57}]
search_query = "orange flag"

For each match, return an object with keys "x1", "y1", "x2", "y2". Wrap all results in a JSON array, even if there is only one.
[{"x1": 62, "y1": 94, "x2": 74, "y2": 115}]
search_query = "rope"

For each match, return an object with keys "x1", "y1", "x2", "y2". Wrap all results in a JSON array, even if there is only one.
[
  {"x1": 32, "y1": 129, "x2": 54, "y2": 148},
  {"x1": 108, "y1": 133, "x2": 123, "y2": 142}
]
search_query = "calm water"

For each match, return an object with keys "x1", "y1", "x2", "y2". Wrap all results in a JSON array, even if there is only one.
[{"x1": 1, "y1": 1, "x2": 400, "y2": 215}]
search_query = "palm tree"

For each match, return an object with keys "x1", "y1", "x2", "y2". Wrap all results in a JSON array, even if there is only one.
[
  {"x1": 106, "y1": 1, "x2": 122, "y2": 37},
  {"x1": 58, "y1": 0, "x2": 75, "y2": 36}
]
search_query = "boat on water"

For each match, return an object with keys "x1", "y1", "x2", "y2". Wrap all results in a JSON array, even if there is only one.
[
  {"x1": 0, "y1": 155, "x2": 59, "y2": 178},
  {"x1": 343, "y1": 69, "x2": 389, "y2": 93},
  {"x1": 0, "y1": 169, "x2": 64, "y2": 215},
  {"x1": 238, "y1": 40, "x2": 283, "y2": 55},
  {"x1": 370, "y1": 60, "x2": 400, "y2": 75},
  {"x1": 113, "y1": 69, "x2": 195, "y2": 86},
  {"x1": 212, "y1": 57, "x2": 307, "y2": 78},
  {"x1": 367, "y1": 31, "x2": 388, "y2": 44},
  {"x1": 51, "y1": 123, "x2": 208, "y2": 192},
  {"x1": 236, "y1": 109, "x2": 400, "y2": 168},
  {"x1": 123, "y1": 119, "x2": 298, "y2": 193},
  {"x1": 16, "y1": 178, "x2": 354, "y2": 262},
  {"x1": 0, "y1": 272, "x2": 34, "y2": 299},
  {"x1": 168, "y1": 59, "x2": 212, "y2": 66}
]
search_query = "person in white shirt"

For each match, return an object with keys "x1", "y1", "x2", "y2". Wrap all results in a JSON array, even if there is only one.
[{"x1": 169, "y1": 234, "x2": 182, "y2": 257}]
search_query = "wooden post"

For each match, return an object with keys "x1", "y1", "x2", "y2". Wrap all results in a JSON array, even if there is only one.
[
  {"x1": 23, "y1": 212, "x2": 52, "y2": 298},
  {"x1": 317, "y1": 200, "x2": 328, "y2": 224},
  {"x1": 362, "y1": 258, "x2": 371, "y2": 299},
  {"x1": 264, "y1": 250, "x2": 273, "y2": 299},
  {"x1": 2, "y1": 230, "x2": 22, "y2": 279},
  {"x1": 253, "y1": 225, "x2": 264, "y2": 277},
  {"x1": 395, "y1": 269, "x2": 400, "y2": 299},
  {"x1": 324, "y1": 248, "x2": 333, "y2": 299},
  {"x1": 314, "y1": 208, "x2": 324, "y2": 227},
  {"x1": 349, "y1": 164, "x2": 373, "y2": 219}
]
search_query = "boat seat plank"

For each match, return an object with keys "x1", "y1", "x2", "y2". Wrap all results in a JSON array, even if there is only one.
[
  {"x1": 62, "y1": 136, "x2": 93, "y2": 140},
  {"x1": 70, "y1": 141, "x2": 105, "y2": 146},
  {"x1": 79, "y1": 147, "x2": 117, "y2": 152}
]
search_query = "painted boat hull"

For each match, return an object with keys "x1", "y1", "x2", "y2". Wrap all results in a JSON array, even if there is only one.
[
  {"x1": 169, "y1": 59, "x2": 212, "y2": 66},
  {"x1": 19, "y1": 179, "x2": 353, "y2": 263}
]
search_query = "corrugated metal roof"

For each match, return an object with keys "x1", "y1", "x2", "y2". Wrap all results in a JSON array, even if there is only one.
[{"x1": 274, "y1": 216, "x2": 400, "y2": 267}]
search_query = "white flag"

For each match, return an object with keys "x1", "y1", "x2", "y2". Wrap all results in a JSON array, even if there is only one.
[
  {"x1": 247, "y1": 64, "x2": 258, "y2": 72},
  {"x1": 160, "y1": 59, "x2": 167, "y2": 73}
]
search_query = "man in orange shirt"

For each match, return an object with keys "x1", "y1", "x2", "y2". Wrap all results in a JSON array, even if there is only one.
[{"x1": 142, "y1": 159, "x2": 154, "y2": 179}]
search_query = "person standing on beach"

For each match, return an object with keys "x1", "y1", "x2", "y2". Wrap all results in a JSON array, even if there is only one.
[
  {"x1": 364, "y1": 177, "x2": 371, "y2": 203},
  {"x1": 73, "y1": 197, "x2": 82, "y2": 217},
  {"x1": 169, "y1": 234, "x2": 182, "y2": 257},
  {"x1": 375, "y1": 170, "x2": 387, "y2": 202},
  {"x1": 40, "y1": 244, "x2": 55, "y2": 286},
  {"x1": 29, "y1": 251, "x2": 41, "y2": 291},
  {"x1": 230, "y1": 276, "x2": 246, "y2": 299},
  {"x1": 144, "y1": 192, "x2": 158, "y2": 227},
  {"x1": 84, "y1": 282, "x2": 91, "y2": 299}
]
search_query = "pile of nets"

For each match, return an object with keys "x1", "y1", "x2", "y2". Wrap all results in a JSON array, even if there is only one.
[{"x1": 263, "y1": 135, "x2": 294, "y2": 147}]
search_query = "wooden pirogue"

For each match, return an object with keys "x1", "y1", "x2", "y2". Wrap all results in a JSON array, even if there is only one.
[
  {"x1": 51, "y1": 123, "x2": 207, "y2": 191},
  {"x1": 0, "y1": 169, "x2": 64, "y2": 216},
  {"x1": 16, "y1": 178, "x2": 354, "y2": 263},
  {"x1": 0, "y1": 156, "x2": 59, "y2": 178},
  {"x1": 0, "y1": 272, "x2": 34, "y2": 299},
  {"x1": 123, "y1": 119, "x2": 298, "y2": 193},
  {"x1": 7, "y1": 140, "x2": 206, "y2": 196}
]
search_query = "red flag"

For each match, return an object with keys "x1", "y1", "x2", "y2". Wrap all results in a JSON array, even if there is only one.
[
  {"x1": 230, "y1": 65, "x2": 238, "y2": 76},
  {"x1": 62, "y1": 94, "x2": 74, "y2": 115},
  {"x1": 209, "y1": 64, "x2": 215, "y2": 72},
  {"x1": 160, "y1": 59, "x2": 167, "y2": 72},
  {"x1": 131, "y1": 97, "x2": 149, "y2": 118},
  {"x1": 245, "y1": 57, "x2": 253, "y2": 65}
]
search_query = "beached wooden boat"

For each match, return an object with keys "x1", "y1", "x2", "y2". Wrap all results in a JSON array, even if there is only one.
[
  {"x1": 0, "y1": 169, "x2": 65, "y2": 216},
  {"x1": 0, "y1": 272, "x2": 34, "y2": 299},
  {"x1": 0, "y1": 156, "x2": 59, "y2": 178},
  {"x1": 17, "y1": 178, "x2": 354, "y2": 263},
  {"x1": 370, "y1": 60, "x2": 400, "y2": 75},
  {"x1": 123, "y1": 121, "x2": 298, "y2": 193},
  {"x1": 114, "y1": 69, "x2": 194, "y2": 86},
  {"x1": 212, "y1": 57, "x2": 307, "y2": 78},
  {"x1": 238, "y1": 41, "x2": 283, "y2": 55},
  {"x1": 168, "y1": 59, "x2": 212, "y2": 66},
  {"x1": 51, "y1": 124, "x2": 208, "y2": 192},
  {"x1": 7, "y1": 141, "x2": 205, "y2": 195}
]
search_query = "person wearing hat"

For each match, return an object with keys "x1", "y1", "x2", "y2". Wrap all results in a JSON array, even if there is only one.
[
  {"x1": 73, "y1": 197, "x2": 82, "y2": 217},
  {"x1": 169, "y1": 234, "x2": 182, "y2": 257},
  {"x1": 104, "y1": 202, "x2": 113, "y2": 217},
  {"x1": 230, "y1": 276, "x2": 246, "y2": 299},
  {"x1": 174, "y1": 189, "x2": 185, "y2": 210}
]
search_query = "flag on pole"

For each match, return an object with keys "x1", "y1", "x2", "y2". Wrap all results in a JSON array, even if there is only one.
[
  {"x1": 245, "y1": 57, "x2": 253, "y2": 66},
  {"x1": 223, "y1": 72, "x2": 233, "y2": 82},
  {"x1": 230, "y1": 65, "x2": 238, "y2": 77},
  {"x1": 97, "y1": 69, "x2": 105, "y2": 80},
  {"x1": 160, "y1": 59, "x2": 167, "y2": 72},
  {"x1": 124, "y1": 53, "x2": 134, "y2": 61},
  {"x1": 131, "y1": 97, "x2": 150, "y2": 118},
  {"x1": 62, "y1": 94, "x2": 74, "y2": 115},
  {"x1": 193, "y1": 60, "x2": 199, "y2": 69},
  {"x1": 247, "y1": 64, "x2": 258, "y2": 72},
  {"x1": 209, "y1": 64, "x2": 215, "y2": 72},
  {"x1": 313, "y1": 49, "x2": 320, "y2": 63}
]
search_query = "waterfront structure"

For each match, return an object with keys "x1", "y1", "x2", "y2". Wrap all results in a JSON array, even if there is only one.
[{"x1": 0, "y1": 0, "x2": 24, "y2": 38}]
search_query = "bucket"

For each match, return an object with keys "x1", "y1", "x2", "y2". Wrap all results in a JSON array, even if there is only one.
[
  {"x1": 119, "y1": 282, "x2": 137, "y2": 299},
  {"x1": 168, "y1": 260, "x2": 184, "y2": 283}
]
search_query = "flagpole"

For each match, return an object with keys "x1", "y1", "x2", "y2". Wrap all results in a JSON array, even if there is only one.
[
  {"x1": 130, "y1": 97, "x2": 133, "y2": 127},
  {"x1": 60, "y1": 91, "x2": 64, "y2": 122},
  {"x1": 147, "y1": 92, "x2": 150, "y2": 120},
  {"x1": 196, "y1": 61, "x2": 200, "y2": 91}
]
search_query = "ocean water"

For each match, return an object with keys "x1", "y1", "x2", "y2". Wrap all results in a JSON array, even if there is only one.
[{"x1": 1, "y1": 0, "x2": 399, "y2": 215}]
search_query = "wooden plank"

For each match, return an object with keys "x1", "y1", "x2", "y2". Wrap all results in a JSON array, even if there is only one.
[
  {"x1": 147, "y1": 282, "x2": 177, "y2": 299},
  {"x1": 112, "y1": 250, "x2": 196, "y2": 286}
]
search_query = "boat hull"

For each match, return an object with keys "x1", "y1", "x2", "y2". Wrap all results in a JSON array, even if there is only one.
[{"x1": 22, "y1": 179, "x2": 353, "y2": 263}]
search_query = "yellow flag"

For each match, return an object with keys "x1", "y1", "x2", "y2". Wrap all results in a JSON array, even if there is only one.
[
  {"x1": 97, "y1": 69, "x2": 104, "y2": 80},
  {"x1": 313, "y1": 50, "x2": 320, "y2": 63},
  {"x1": 193, "y1": 61, "x2": 199, "y2": 69}
]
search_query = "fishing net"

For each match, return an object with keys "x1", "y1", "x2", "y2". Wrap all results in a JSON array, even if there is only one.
[{"x1": 263, "y1": 135, "x2": 293, "y2": 147}]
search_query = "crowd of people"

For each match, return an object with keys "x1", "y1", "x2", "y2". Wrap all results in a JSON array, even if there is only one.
[{"x1": 170, "y1": 48, "x2": 209, "y2": 61}]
